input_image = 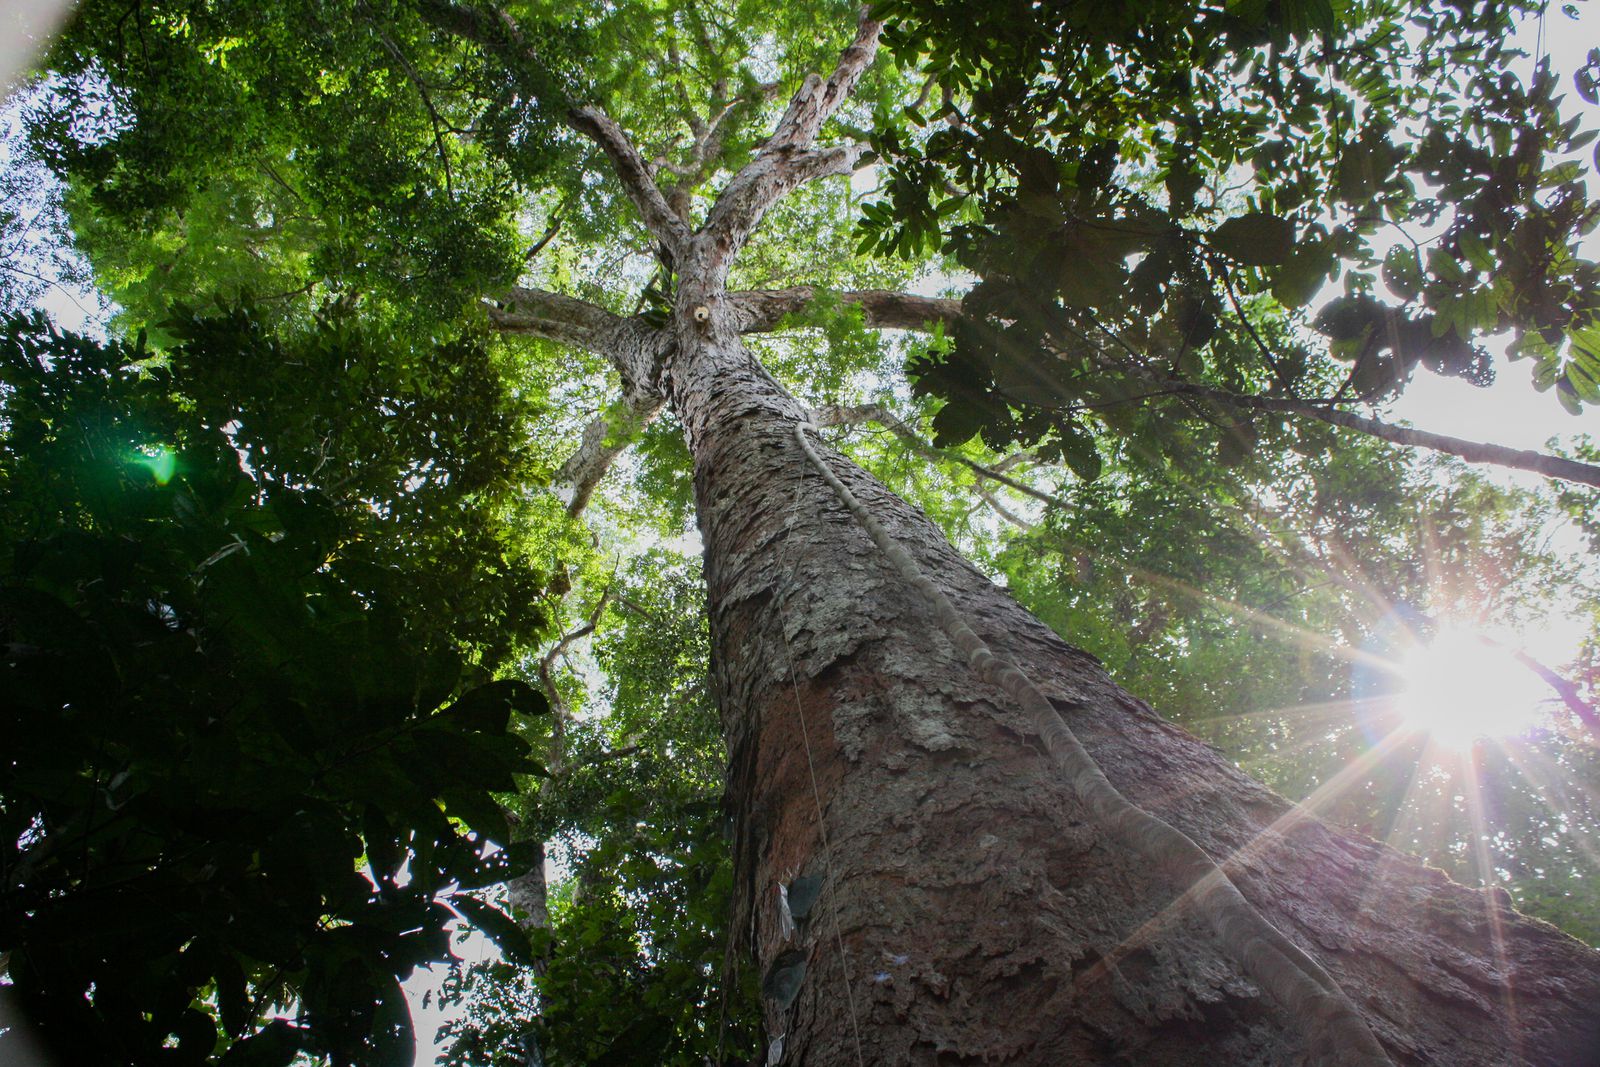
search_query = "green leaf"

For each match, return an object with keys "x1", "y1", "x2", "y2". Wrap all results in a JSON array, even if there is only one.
[
  {"x1": 368, "y1": 978, "x2": 415, "y2": 1067},
  {"x1": 1057, "y1": 422, "x2": 1103, "y2": 482},
  {"x1": 450, "y1": 895, "x2": 535, "y2": 965},
  {"x1": 443, "y1": 679, "x2": 549, "y2": 734},
  {"x1": 1210, "y1": 212, "x2": 1296, "y2": 266},
  {"x1": 441, "y1": 787, "x2": 512, "y2": 843},
  {"x1": 218, "y1": 1021, "x2": 302, "y2": 1067},
  {"x1": 1382, "y1": 246, "x2": 1423, "y2": 301}
]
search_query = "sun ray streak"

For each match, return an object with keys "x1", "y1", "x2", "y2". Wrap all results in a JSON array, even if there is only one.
[
  {"x1": 1461, "y1": 747, "x2": 1525, "y2": 1060},
  {"x1": 1072, "y1": 726, "x2": 1416, "y2": 994}
]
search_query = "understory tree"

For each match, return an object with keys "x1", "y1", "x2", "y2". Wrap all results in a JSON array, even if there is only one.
[{"x1": 7, "y1": 0, "x2": 1600, "y2": 1065}]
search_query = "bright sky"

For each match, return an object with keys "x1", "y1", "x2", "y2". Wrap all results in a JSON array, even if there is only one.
[{"x1": 1394, "y1": 4, "x2": 1600, "y2": 451}]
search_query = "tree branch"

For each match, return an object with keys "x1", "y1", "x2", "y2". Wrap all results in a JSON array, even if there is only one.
[
  {"x1": 729, "y1": 287, "x2": 961, "y2": 333},
  {"x1": 766, "y1": 8, "x2": 883, "y2": 150},
  {"x1": 811, "y1": 402, "x2": 1063, "y2": 510},
  {"x1": 554, "y1": 390, "x2": 665, "y2": 516},
  {"x1": 1066, "y1": 312, "x2": 1600, "y2": 489},
  {"x1": 700, "y1": 144, "x2": 872, "y2": 268},
  {"x1": 1165, "y1": 382, "x2": 1600, "y2": 489},
  {"x1": 372, "y1": 25, "x2": 456, "y2": 200},
  {"x1": 1509, "y1": 647, "x2": 1600, "y2": 742},
  {"x1": 414, "y1": 0, "x2": 689, "y2": 253},
  {"x1": 485, "y1": 285, "x2": 624, "y2": 353},
  {"x1": 698, "y1": 10, "x2": 882, "y2": 265}
]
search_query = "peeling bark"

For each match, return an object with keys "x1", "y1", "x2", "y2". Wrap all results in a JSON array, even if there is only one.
[{"x1": 553, "y1": 390, "x2": 664, "y2": 516}]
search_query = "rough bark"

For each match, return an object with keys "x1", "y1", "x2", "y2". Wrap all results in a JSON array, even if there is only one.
[
  {"x1": 729, "y1": 287, "x2": 961, "y2": 334},
  {"x1": 663, "y1": 301, "x2": 1600, "y2": 1065}
]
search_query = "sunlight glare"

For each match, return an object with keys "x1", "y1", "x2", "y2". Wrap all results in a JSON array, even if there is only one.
[{"x1": 1395, "y1": 627, "x2": 1548, "y2": 749}]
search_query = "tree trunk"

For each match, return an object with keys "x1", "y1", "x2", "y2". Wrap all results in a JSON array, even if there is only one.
[{"x1": 665, "y1": 309, "x2": 1600, "y2": 1065}]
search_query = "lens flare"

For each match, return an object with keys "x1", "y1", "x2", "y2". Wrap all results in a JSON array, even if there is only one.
[
  {"x1": 134, "y1": 446, "x2": 177, "y2": 485},
  {"x1": 1395, "y1": 627, "x2": 1548, "y2": 749}
]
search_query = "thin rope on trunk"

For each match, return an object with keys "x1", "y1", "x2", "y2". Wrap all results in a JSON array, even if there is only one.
[{"x1": 793, "y1": 420, "x2": 1394, "y2": 1067}]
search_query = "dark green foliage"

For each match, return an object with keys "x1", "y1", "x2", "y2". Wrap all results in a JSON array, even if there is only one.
[
  {"x1": 157, "y1": 303, "x2": 558, "y2": 665},
  {"x1": 0, "y1": 313, "x2": 551, "y2": 1065},
  {"x1": 871, "y1": 0, "x2": 1600, "y2": 457},
  {"x1": 437, "y1": 553, "x2": 759, "y2": 1067}
]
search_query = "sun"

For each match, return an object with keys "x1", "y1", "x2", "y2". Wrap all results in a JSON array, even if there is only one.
[{"x1": 1394, "y1": 626, "x2": 1550, "y2": 749}]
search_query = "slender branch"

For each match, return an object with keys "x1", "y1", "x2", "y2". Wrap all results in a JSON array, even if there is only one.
[
  {"x1": 1171, "y1": 382, "x2": 1600, "y2": 489},
  {"x1": 414, "y1": 0, "x2": 689, "y2": 252},
  {"x1": 524, "y1": 216, "x2": 562, "y2": 259},
  {"x1": 1509, "y1": 647, "x2": 1600, "y2": 742},
  {"x1": 810, "y1": 402, "x2": 1064, "y2": 509},
  {"x1": 1215, "y1": 257, "x2": 1284, "y2": 386},
  {"x1": 538, "y1": 593, "x2": 611, "y2": 716},
  {"x1": 373, "y1": 25, "x2": 456, "y2": 200},
  {"x1": 975, "y1": 483, "x2": 1034, "y2": 529},
  {"x1": 1228, "y1": 483, "x2": 1600, "y2": 730},
  {"x1": 1066, "y1": 311, "x2": 1600, "y2": 489}
]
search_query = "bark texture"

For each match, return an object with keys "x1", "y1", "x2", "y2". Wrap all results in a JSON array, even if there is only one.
[{"x1": 667, "y1": 316, "x2": 1600, "y2": 1065}]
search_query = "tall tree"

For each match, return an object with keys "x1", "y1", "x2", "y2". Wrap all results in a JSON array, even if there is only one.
[{"x1": 11, "y1": 1, "x2": 1600, "y2": 1064}]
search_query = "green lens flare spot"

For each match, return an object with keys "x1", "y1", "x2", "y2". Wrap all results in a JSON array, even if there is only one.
[{"x1": 135, "y1": 447, "x2": 177, "y2": 485}]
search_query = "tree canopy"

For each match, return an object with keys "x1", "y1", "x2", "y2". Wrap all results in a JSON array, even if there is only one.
[{"x1": 3, "y1": 0, "x2": 1600, "y2": 1063}]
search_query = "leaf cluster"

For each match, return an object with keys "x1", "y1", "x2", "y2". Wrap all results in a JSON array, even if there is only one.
[
  {"x1": 437, "y1": 552, "x2": 759, "y2": 1066},
  {"x1": 867, "y1": 0, "x2": 1600, "y2": 462},
  {"x1": 0, "y1": 313, "x2": 554, "y2": 1065}
]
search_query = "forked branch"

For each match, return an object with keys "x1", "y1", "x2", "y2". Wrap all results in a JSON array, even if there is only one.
[
  {"x1": 699, "y1": 10, "x2": 883, "y2": 266},
  {"x1": 767, "y1": 8, "x2": 884, "y2": 151},
  {"x1": 567, "y1": 105, "x2": 692, "y2": 253}
]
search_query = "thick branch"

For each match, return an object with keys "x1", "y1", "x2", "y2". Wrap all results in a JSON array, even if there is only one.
[
  {"x1": 729, "y1": 287, "x2": 961, "y2": 333},
  {"x1": 767, "y1": 9, "x2": 883, "y2": 151},
  {"x1": 485, "y1": 285, "x2": 624, "y2": 353},
  {"x1": 700, "y1": 143, "x2": 872, "y2": 268},
  {"x1": 698, "y1": 10, "x2": 882, "y2": 264},
  {"x1": 555, "y1": 390, "x2": 666, "y2": 516},
  {"x1": 1510, "y1": 647, "x2": 1600, "y2": 742}
]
